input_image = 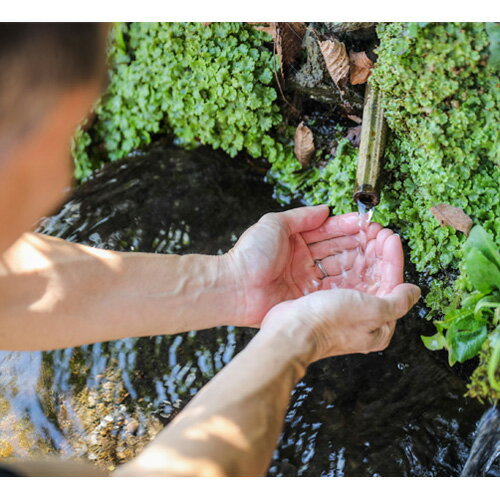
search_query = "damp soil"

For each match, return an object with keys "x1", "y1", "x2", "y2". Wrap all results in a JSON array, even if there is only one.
[{"x1": 0, "y1": 142, "x2": 496, "y2": 476}]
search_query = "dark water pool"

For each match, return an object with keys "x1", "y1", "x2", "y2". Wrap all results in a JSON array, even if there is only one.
[{"x1": 0, "y1": 143, "x2": 495, "y2": 475}]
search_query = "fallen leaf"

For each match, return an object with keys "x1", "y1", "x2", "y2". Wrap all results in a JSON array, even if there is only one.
[
  {"x1": 250, "y1": 22, "x2": 306, "y2": 73},
  {"x1": 294, "y1": 122, "x2": 315, "y2": 166},
  {"x1": 202, "y1": 22, "x2": 212, "y2": 26},
  {"x1": 346, "y1": 125, "x2": 362, "y2": 147},
  {"x1": 318, "y1": 39, "x2": 349, "y2": 89},
  {"x1": 430, "y1": 204, "x2": 473, "y2": 235},
  {"x1": 349, "y1": 51, "x2": 374, "y2": 85},
  {"x1": 347, "y1": 114, "x2": 362, "y2": 124},
  {"x1": 276, "y1": 22, "x2": 307, "y2": 66},
  {"x1": 249, "y1": 22, "x2": 276, "y2": 37}
]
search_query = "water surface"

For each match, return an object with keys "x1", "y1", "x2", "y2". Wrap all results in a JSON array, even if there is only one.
[{"x1": 0, "y1": 143, "x2": 495, "y2": 475}]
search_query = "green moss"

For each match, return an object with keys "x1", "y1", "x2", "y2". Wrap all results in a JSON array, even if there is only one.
[
  {"x1": 373, "y1": 23, "x2": 500, "y2": 401},
  {"x1": 269, "y1": 137, "x2": 359, "y2": 211},
  {"x1": 466, "y1": 339, "x2": 500, "y2": 404},
  {"x1": 73, "y1": 22, "x2": 298, "y2": 180},
  {"x1": 372, "y1": 22, "x2": 499, "y2": 277}
]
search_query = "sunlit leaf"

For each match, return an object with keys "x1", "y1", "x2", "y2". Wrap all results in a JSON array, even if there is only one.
[
  {"x1": 421, "y1": 332, "x2": 447, "y2": 351},
  {"x1": 465, "y1": 247, "x2": 500, "y2": 293},
  {"x1": 448, "y1": 319, "x2": 488, "y2": 365}
]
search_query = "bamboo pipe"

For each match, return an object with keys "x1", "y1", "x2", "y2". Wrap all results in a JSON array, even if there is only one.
[{"x1": 353, "y1": 82, "x2": 388, "y2": 208}]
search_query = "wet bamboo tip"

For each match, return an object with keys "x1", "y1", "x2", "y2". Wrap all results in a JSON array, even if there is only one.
[{"x1": 353, "y1": 82, "x2": 388, "y2": 209}]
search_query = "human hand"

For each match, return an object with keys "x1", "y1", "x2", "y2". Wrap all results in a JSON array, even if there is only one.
[
  {"x1": 257, "y1": 217, "x2": 420, "y2": 362},
  {"x1": 259, "y1": 284, "x2": 421, "y2": 364},
  {"x1": 225, "y1": 205, "x2": 406, "y2": 327}
]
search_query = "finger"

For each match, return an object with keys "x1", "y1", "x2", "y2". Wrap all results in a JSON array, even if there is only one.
[
  {"x1": 367, "y1": 222, "x2": 383, "y2": 240},
  {"x1": 353, "y1": 221, "x2": 382, "y2": 257},
  {"x1": 374, "y1": 320, "x2": 396, "y2": 351},
  {"x1": 308, "y1": 235, "x2": 360, "y2": 260},
  {"x1": 377, "y1": 234, "x2": 404, "y2": 295},
  {"x1": 270, "y1": 205, "x2": 330, "y2": 235},
  {"x1": 365, "y1": 321, "x2": 395, "y2": 353},
  {"x1": 364, "y1": 238, "x2": 378, "y2": 265},
  {"x1": 375, "y1": 228, "x2": 393, "y2": 257},
  {"x1": 302, "y1": 213, "x2": 360, "y2": 244},
  {"x1": 380, "y1": 283, "x2": 421, "y2": 320}
]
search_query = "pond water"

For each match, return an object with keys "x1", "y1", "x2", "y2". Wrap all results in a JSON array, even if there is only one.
[{"x1": 0, "y1": 142, "x2": 496, "y2": 476}]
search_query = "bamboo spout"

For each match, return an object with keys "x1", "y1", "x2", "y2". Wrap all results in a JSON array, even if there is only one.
[{"x1": 353, "y1": 82, "x2": 388, "y2": 208}]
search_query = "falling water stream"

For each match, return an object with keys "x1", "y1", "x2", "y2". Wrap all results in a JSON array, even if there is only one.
[{"x1": 0, "y1": 143, "x2": 498, "y2": 475}]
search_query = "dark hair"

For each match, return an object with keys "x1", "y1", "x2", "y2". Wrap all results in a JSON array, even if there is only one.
[
  {"x1": 0, "y1": 23, "x2": 105, "y2": 152},
  {"x1": 0, "y1": 22, "x2": 104, "y2": 87}
]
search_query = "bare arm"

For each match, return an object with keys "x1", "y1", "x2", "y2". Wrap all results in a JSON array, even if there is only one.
[
  {"x1": 114, "y1": 320, "x2": 309, "y2": 476},
  {"x1": 0, "y1": 211, "x2": 419, "y2": 476},
  {"x1": 0, "y1": 232, "x2": 240, "y2": 350},
  {"x1": 0, "y1": 206, "x2": 364, "y2": 351},
  {"x1": 113, "y1": 284, "x2": 420, "y2": 477}
]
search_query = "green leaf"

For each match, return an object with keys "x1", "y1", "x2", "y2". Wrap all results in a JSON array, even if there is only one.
[
  {"x1": 448, "y1": 318, "x2": 488, "y2": 364},
  {"x1": 465, "y1": 226, "x2": 500, "y2": 270},
  {"x1": 421, "y1": 331, "x2": 447, "y2": 351},
  {"x1": 465, "y1": 246, "x2": 500, "y2": 293},
  {"x1": 474, "y1": 293, "x2": 500, "y2": 316},
  {"x1": 485, "y1": 22, "x2": 500, "y2": 71}
]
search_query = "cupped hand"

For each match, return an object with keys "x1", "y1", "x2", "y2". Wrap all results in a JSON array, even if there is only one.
[
  {"x1": 260, "y1": 284, "x2": 421, "y2": 363},
  {"x1": 225, "y1": 205, "x2": 410, "y2": 328}
]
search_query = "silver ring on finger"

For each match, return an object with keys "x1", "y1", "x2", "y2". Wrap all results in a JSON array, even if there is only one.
[{"x1": 315, "y1": 259, "x2": 328, "y2": 278}]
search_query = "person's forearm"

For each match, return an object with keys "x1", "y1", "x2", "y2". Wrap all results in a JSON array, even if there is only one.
[
  {"x1": 0, "y1": 233, "x2": 242, "y2": 350},
  {"x1": 113, "y1": 318, "x2": 313, "y2": 477}
]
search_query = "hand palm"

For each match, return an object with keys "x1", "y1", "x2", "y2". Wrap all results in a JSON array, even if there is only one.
[{"x1": 228, "y1": 207, "x2": 404, "y2": 327}]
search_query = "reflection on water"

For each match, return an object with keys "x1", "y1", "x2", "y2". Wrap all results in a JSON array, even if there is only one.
[{"x1": 0, "y1": 142, "x2": 497, "y2": 475}]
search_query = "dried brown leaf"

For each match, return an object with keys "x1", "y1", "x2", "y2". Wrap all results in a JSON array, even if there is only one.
[
  {"x1": 429, "y1": 204, "x2": 473, "y2": 235},
  {"x1": 347, "y1": 114, "x2": 362, "y2": 124},
  {"x1": 276, "y1": 22, "x2": 306, "y2": 66},
  {"x1": 318, "y1": 39, "x2": 349, "y2": 89},
  {"x1": 251, "y1": 22, "x2": 306, "y2": 74},
  {"x1": 249, "y1": 22, "x2": 277, "y2": 37},
  {"x1": 294, "y1": 122, "x2": 315, "y2": 167},
  {"x1": 349, "y1": 51, "x2": 374, "y2": 85}
]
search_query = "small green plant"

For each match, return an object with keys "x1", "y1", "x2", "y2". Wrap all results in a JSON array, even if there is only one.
[
  {"x1": 269, "y1": 136, "x2": 359, "y2": 211},
  {"x1": 421, "y1": 226, "x2": 500, "y2": 402},
  {"x1": 72, "y1": 22, "x2": 299, "y2": 181}
]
